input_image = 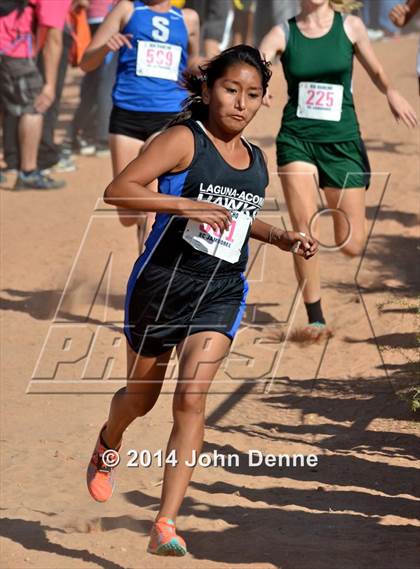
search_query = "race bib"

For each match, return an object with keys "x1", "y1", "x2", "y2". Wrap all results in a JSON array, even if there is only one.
[
  {"x1": 136, "y1": 40, "x2": 181, "y2": 81},
  {"x1": 182, "y1": 210, "x2": 251, "y2": 264},
  {"x1": 297, "y1": 82, "x2": 343, "y2": 122}
]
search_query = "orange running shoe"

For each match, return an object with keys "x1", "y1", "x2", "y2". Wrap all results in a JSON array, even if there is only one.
[
  {"x1": 147, "y1": 517, "x2": 187, "y2": 556},
  {"x1": 86, "y1": 424, "x2": 120, "y2": 502}
]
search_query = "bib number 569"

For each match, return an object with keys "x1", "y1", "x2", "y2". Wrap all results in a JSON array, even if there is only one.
[{"x1": 146, "y1": 47, "x2": 173, "y2": 67}]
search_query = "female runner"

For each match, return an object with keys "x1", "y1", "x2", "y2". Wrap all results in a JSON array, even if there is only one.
[
  {"x1": 260, "y1": 0, "x2": 417, "y2": 335},
  {"x1": 81, "y1": 0, "x2": 200, "y2": 251},
  {"x1": 86, "y1": 45, "x2": 318, "y2": 556}
]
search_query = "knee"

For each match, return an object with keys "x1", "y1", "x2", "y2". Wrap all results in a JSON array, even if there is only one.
[
  {"x1": 118, "y1": 214, "x2": 139, "y2": 227},
  {"x1": 339, "y1": 237, "x2": 366, "y2": 258},
  {"x1": 173, "y1": 392, "x2": 206, "y2": 417},
  {"x1": 127, "y1": 395, "x2": 157, "y2": 418}
]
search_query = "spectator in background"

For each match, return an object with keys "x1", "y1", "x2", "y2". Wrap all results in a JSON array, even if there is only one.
[
  {"x1": 232, "y1": 0, "x2": 257, "y2": 47},
  {"x1": 184, "y1": 0, "x2": 231, "y2": 57},
  {"x1": 362, "y1": 0, "x2": 402, "y2": 40},
  {"x1": 389, "y1": 0, "x2": 420, "y2": 92},
  {"x1": 36, "y1": 0, "x2": 90, "y2": 172},
  {"x1": 0, "y1": 0, "x2": 71, "y2": 189},
  {"x1": 70, "y1": 0, "x2": 119, "y2": 156},
  {"x1": 254, "y1": 0, "x2": 299, "y2": 46},
  {"x1": 184, "y1": 0, "x2": 260, "y2": 57}
]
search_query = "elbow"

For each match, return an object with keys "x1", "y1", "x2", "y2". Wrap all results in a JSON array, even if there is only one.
[
  {"x1": 103, "y1": 183, "x2": 115, "y2": 205},
  {"x1": 80, "y1": 56, "x2": 94, "y2": 72},
  {"x1": 104, "y1": 178, "x2": 131, "y2": 206},
  {"x1": 80, "y1": 48, "x2": 100, "y2": 72}
]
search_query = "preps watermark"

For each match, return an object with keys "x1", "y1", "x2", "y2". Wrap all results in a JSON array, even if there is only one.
[{"x1": 102, "y1": 449, "x2": 319, "y2": 469}]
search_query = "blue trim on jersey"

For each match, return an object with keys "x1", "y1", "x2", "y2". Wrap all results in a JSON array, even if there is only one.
[
  {"x1": 113, "y1": 0, "x2": 189, "y2": 113},
  {"x1": 227, "y1": 272, "x2": 249, "y2": 338},
  {"x1": 124, "y1": 169, "x2": 190, "y2": 345}
]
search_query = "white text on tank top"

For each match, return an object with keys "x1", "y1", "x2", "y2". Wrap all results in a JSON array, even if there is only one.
[{"x1": 182, "y1": 181, "x2": 265, "y2": 264}]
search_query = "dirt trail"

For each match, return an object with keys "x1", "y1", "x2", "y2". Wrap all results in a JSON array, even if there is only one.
[{"x1": 1, "y1": 35, "x2": 419, "y2": 569}]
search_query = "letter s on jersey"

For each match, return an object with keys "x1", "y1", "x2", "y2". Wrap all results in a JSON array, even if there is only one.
[{"x1": 152, "y1": 16, "x2": 170, "y2": 42}]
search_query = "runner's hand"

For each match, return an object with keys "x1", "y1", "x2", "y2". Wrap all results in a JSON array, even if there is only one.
[
  {"x1": 387, "y1": 88, "x2": 418, "y2": 127},
  {"x1": 179, "y1": 199, "x2": 232, "y2": 233},
  {"x1": 34, "y1": 84, "x2": 55, "y2": 113},
  {"x1": 106, "y1": 33, "x2": 133, "y2": 52},
  {"x1": 389, "y1": 3, "x2": 411, "y2": 27},
  {"x1": 276, "y1": 230, "x2": 318, "y2": 259}
]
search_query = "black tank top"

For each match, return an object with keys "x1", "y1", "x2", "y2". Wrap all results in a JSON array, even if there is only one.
[{"x1": 142, "y1": 119, "x2": 269, "y2": 276}]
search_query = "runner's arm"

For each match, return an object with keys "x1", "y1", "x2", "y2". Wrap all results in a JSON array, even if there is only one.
[
  {"x1": 183, "y1": 8, "x2": 202, "y2": 71},
  {"x1": 250, "y1": 219, "x2": 318, "y2": 259},
  {"x1": 104, "y1": 127, "x2": 232, "y2": 231},
  {"x1": 407, "y1": 0, "x2": 420, "y2": 17},
  {"x1": 250, "y1": 219, "x2": 283, "y2": 244},
  {"x1": 259, "y1": 25, "x2": 285, "y2": 63},
  {"x1": 389, "y1": 0, "x2": 420, "y2": 27},
  {"x1": 258, "y1": 25, "x2": 285, "y2": 106},
  {"x1": 346, "y1": 15, "x2": 417, "y2": 127},
  {"x1": 80, "y1": 0, "x2": 133, "y2": 72},
  {"x1": 346, "y1": 15, "x2": 393, "y2": 93}
]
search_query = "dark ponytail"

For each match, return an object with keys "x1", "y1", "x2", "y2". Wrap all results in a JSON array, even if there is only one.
[{"x1": 169, "y1": 44, "x2": 271, "y2": 127}]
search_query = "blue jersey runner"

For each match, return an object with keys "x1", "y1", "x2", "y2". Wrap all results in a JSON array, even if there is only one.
[{"x1": 113, "y1": 0, "x2": 189, "y2": 113}]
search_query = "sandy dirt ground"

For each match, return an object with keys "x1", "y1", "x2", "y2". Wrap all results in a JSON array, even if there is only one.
[{"x1": 1, "y1": 35, "x2": 419, "y2": 569}]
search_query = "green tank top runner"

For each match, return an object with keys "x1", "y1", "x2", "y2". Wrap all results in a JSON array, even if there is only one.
[{"x1": 280, "y1": 11, "x2": 361, "y2": 142}]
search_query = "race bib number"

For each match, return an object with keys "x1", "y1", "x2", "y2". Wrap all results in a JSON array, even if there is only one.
[
  {"x1": 297, "y1": 82, "x2": 343, "y2": 122},
  {"x1": 136, "y1": 41, "x2": 181, "y2": 81},
  {"x1": 182, "y1": 210, "x2": 251, "y2": 264}
]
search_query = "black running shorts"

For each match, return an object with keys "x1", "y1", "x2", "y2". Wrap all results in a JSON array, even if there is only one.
[
  {"x1": 125, "y1": 263, "x2": 248, "y2": 357},
  {"x1": 109, "y1": 105, "x2": 178, "y2": 141}
]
